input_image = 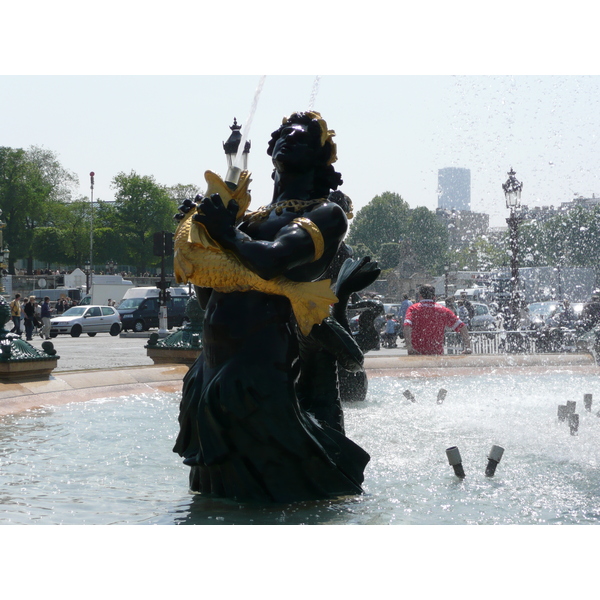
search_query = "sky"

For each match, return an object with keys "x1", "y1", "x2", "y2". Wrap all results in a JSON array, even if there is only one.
[
  {"x1": 3, "y1": 74, "x2": 600, "y2": 229},
  {"x1": 3, "y1": 4, "x2": 600, "y2": 230}
]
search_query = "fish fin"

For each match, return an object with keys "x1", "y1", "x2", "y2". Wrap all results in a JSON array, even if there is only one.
[{"x1": 283, "y1": 278, "x2": 338, "y2": 336}]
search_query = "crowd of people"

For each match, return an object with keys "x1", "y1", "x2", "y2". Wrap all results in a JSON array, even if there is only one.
[
  {"x1": 351, "y1": 284, "x2": 600, "y2": 356},
  {"x1": 9, "y1": 293, "x2": 53, "y2": 340}
]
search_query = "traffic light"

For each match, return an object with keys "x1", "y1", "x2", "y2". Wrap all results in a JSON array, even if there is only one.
[
  {"x1": 153, "y1": 231, "x2": 165, "y2": 257},
  {"x1": 164, "y1": 232, "x2": 174, "y2": 256},
  {"x1": 153, "y1": 231, "x2": 175, "y2": 256}
]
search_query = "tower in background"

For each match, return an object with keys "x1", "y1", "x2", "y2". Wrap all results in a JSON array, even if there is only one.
[{"x1": 438, "y1": 167, "x2": 471, "y2": 211}]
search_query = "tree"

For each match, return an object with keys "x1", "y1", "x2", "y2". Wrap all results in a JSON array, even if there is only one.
[
  {"x1": 347, "y1": 192, "x2": 448, "y2": 275},
  {"x1": 346, "y1": 192, "x2": 410, "y2": 255},
  {"x1": 111, "y1": 171, "x2": 177, "y2": 273},
  {"x1": 0, "y1": 146, "x2": 78, "y2": 274},
  {"x1": 406, "y1": 206, "x2": 448, "y2": 273},
  {"x1": 167, "y1": 183, "x2": 203, "y2": 204},
  {"x1": 378, "y1": 242, "x2": 403, "y2": 270}
]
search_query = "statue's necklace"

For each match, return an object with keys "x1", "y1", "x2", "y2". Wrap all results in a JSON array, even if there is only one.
[{"x1": 243, "y1": 198, "x2": 327, "y2": 225}]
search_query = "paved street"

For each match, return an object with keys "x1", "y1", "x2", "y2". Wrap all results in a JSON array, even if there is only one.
[
  {"x1": 25, "y1": 332, "x2": 156, "y2": 372},
  {"x1": 21, "y1": 331, "x2": 408, "y2": 373}
]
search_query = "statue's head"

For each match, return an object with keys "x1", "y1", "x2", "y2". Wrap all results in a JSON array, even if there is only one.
[{"x1": 267, "y1": 111, "x2": 343, "y2": 195}]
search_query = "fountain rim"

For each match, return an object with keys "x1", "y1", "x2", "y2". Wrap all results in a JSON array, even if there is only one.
[{"x1": 0, "y1": 353, "x2": 597, "y2": 418}]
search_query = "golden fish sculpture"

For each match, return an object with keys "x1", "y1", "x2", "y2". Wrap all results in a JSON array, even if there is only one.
[{"x1": 173, "y1": 170, "x2": 338, "y2": 336}]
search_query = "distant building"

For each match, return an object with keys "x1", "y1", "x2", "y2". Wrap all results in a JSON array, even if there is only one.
[{"x1": 438, "y1": 167, "x2": 471, "y2": 211}]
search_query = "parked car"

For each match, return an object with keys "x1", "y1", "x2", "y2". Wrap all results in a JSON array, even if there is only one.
[
  {"x1": 50, "y1": 305, "x2": 122, "y2": 337},
  {"x1": 468, "y1": 302, "x2": 497, "y2": 331},
  {"x1": 528, "y1": 301, "x2": 584, "y2": 329},
  {"x1": 117, "y1": 294, "x2": 189, "y2": 332}
]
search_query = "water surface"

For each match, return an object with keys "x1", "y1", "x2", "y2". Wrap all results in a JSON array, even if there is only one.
[{"x1": 2, "y1": 372, "x2": 600, "y2": 524}]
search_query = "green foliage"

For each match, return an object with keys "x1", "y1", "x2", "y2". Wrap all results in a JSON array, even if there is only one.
[
  {"x1": 0, "y1": 146, "x2": 78, "y2": 273},
  {"x1": 378, "y1": 242, "x2": 402, "y2": 270},
  {"x1": 346, "y1": 192, "x2": 409, "y2": 254},
  {"x1": 111, "y1": 171, "x2": 177, "y2": 272},
  {"x1": 349, "y1": 242, "x2": 374, "y2": 260},
  {"x1": 167, "y1": 183, "x2": 203, "y2": 204},
  {"x1": 407, "y1": 206, "x2": 449, "y2": 272},
  {"x1": 347, "y1": 192, "x2": 448, "y2": 275},
  {"x1": 516, "y1": 206, "x2": 600, "y2": 268}
]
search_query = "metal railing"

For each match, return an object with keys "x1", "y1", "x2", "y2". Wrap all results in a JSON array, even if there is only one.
[{"x1": 445, "y1": 329, "x2": 580, "y2": 355}]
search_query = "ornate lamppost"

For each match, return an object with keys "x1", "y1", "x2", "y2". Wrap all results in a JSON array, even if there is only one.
[
  {"x1": 0, "y1": 209, "x2": 8, "y2": 295},
  {"x1": 89, "y1": 172, "x2": 95, "y2": 293},
  {"x1": 502, "y1": 168, "x2": 524, "y2": 330},
  {"x1": 223, "y1": 118, "x2": 251, "y2": 189}
]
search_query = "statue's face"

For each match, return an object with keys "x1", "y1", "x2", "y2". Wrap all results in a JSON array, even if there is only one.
[{"x1": 271, "y1": 122, "x2": 319, "y2": 173}]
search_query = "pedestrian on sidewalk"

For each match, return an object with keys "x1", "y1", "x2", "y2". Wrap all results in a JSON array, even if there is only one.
[
  {"x1": 10, "y1": 293, "x2": 22, "y2": 336},
  {"x1": 40, "y1": 296, "x2": 52, "y2": 339}
]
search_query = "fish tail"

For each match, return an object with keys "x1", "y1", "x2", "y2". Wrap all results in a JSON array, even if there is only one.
[{"x1": 284, "y1": 278, "x2": 338, "y2": 336}]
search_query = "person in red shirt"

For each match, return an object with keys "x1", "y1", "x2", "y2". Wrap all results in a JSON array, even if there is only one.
[{"x1": 403, "y1": 284, "x2": 472, "y2": 355}]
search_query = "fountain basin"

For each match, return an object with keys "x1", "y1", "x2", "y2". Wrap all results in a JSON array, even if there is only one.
[{"x1": 2, "y1": 368, "x2": 600, "y2": 524}]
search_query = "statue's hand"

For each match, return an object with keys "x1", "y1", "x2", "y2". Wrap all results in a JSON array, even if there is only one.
[
  {"x1": 174, "y1": 195, "x2": 201, "y2": 221},
  {"x1": 335, "y1": 257, "x2": 381, "y2": 299},
  {"x1": 193, "y1": 194, "x2": 239, "y2": 242}
]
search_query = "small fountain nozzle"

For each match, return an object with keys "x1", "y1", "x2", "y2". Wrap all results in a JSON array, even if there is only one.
[
  {"x1": 403, "y1": 390, "x2": 416, "y2": 403},
  {"x1": 446, "y1": 446, "x2": 465, "y2": 478},
  {"x1": 557, "y1": 404, "x2": 568, "y2": 422},
  {"x1": 569, "y1": 413, "x2": 579, "y2": 436},
  {"x1": 437, "y1": 388, "x2": 448, "y2": 405},
  {"x1": 584, "y1": 393, "x2": 593, "y2": 412},
  {"x1": 224, "y1": 166, "x2": 243, "y2": 190},
  {"x1": 485, "y1": 445, "x2": 505, "y2": 477}
]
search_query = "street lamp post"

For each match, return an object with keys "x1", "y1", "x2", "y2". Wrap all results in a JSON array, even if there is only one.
[
  {"x1": 0, "y1": 209, "x2": 7, "y2": 295},
  {"x1": 502, "y1": 168, "x2": 524, "y2": 330},
  {"x1": 84, "y1": 260, "x2": 91, "y2": 294},
  {"x1": 444, "y1": 265, "x2": 449, "y2": 298},
  {"x1": 89, "y1": 172, "x2": 95, "y2": 294}
]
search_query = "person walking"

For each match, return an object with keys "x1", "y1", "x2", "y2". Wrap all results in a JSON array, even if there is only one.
[
  {"x1": 10, "y1": 293, "x2": 22, "y2": 336},
  {"x1": 23, "y1": 296, "x2": 37, "y2": 341},
  {"x1": 40, "y1": 296, "x2": 52, "y2": 339},
  {"x1": 403, "y1": 284, "x2": 471, "y2": 355}
]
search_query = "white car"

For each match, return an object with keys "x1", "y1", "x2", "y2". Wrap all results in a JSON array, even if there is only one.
[{"x1": 50, "y1": 305, "x2": 122, "y2": 337}]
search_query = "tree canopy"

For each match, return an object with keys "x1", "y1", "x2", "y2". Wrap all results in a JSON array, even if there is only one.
[
  {"x1": 110, "y1": 171, "x2": 177, "y2": 273},
  {"x1": 0, "y1": 146, "x2": 78, "y2": 273},
  {"x1": 347, "y1": 191, "x2": 448, "y2": 274}
]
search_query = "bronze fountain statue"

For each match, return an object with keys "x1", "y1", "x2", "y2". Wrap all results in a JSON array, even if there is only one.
[{"x1": 172, "y1": 111, "x2": 379, "y2": 502}]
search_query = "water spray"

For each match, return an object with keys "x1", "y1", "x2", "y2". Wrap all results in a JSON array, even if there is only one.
[
  {"x1": 437, "y1": 388, "x2": 447, "y2": 404},
  {"x1": 403, "y1": 390, "x2": 416, "y2": 403},
  {"x1": 225, "y1": 75, "x2": 266, "y2": 189},
  {"x1": 308, "y1": 76, "x2": 321, "y2": 111},
  {"x1": 485, "y1": 445, "x2": 505, "y2": 477},
  {"x1": 446, "y1": 446, "x2": 465, "y2": 478}
]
